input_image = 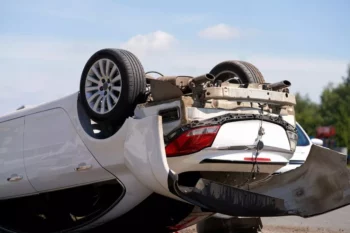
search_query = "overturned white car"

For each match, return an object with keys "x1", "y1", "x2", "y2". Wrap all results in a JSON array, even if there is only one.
[{"x1": 0, "y1": 48, "x2": 349, "y2": 233}]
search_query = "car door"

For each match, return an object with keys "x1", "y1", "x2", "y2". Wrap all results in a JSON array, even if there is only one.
[
  {"x1": 0, "y1": 117, "x2": 37, "y2": 199},
  {"x1": 23, "y1": 108, "x2": 114, "y2": 192}
]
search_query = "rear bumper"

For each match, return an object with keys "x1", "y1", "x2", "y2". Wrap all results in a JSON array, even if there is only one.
[
  {"x1": 168, "y1": 152, "x2": 288, "y2": 177},
  {"x1": 168, "y1": 144, "x2": 292, "y2": 177},
  {"x1": 124, "y1": 115, "x2": 350, "y2": 218},
  {"x1": 168, "y1": 173, "x2": 288, "y2": 217},
  {"x1": 168, "y1": 144, "x2": 350, "y2": 218}
]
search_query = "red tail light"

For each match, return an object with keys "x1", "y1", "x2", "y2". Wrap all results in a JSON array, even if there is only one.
[
  {"x1": 165, "y1": 125, "x2": 221, "y2": 157},
  {"x1": 244, "y1": 157, "x2": 271, "y2": 162}
]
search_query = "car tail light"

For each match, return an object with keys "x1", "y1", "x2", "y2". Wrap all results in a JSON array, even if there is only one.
[{"x1": 165, "y1": 125, "x2": 221, "y2": 157}]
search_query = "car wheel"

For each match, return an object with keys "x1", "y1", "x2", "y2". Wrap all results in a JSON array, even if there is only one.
[
  {"x1": 79, "y1": 48, "x2": 146, "y2": 122},
  {"x1": 210, "y1": 60, "x2": 265, "y2": 84},
  {"x1": 196, "y1": 216, "x2": 263, "y2": 233}
]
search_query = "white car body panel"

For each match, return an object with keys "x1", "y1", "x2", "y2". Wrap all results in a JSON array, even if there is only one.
[
  {"x1": 134, "y1": 100, "x2": 182, "y2": 135},
  {"x1": 71, "y1": 110, "x2": 185, "y2": 231},
  {"x1": 273, "y1": 122, "x2": 312, "y2": 174},
  {"x1": 0, "y1": 117, "x2": 36, "y2": 199},
  {"x1": 14, "y1": 93, "x2": 181, "y2": 230},
  {"x1": 212, "y1": 120, "x2": 291, "y2": 151},
  {"x1": 23, "y1": 108, "x2": 114, "y2": 192},
  {"x1": 124, "y1": 115, "x2": 180, "y2": 200},
  {"x1": 168, "y1": 148, "x2": 291, "y2": 175},
  {"x1": 291, "y1": 144, "x2": 311, "y2": 161},
  {"x1": 274, "y1": 163, "x2": 301, "y2": 174},
  {"x1": 0, "y1": 93, "x2": 156, "y2": 228},
  {"x1": 290, "y1": 123, "x2": 312, "y2": 160},
  {"x1": 168, "y1": 111, "x2": 293, "y2": 176}
]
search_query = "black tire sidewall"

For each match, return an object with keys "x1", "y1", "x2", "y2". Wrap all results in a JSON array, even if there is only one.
[
  {"x1": 80, "y1": 49, "x2": 135, "y2": 122},
  {"x1": 210, "y1": 62, "x2": 250, "y2": 84}
]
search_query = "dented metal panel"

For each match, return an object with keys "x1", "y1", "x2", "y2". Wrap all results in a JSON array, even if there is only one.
[
  {"x1": 149, "y1": 79, "x2": 183, "y2": 102},
  {"x1": 177, "y1": 178, "x2": 287, "y2": 216},
  {"x1": 247, "y1": 145, "x2": 350, "y2": 217}
]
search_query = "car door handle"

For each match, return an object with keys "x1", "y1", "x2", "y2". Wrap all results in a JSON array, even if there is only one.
[
  {"x1": 7, "y1": 175, "x2": 23, "y2": 182},
  {"x1": 75, "y1": 163, "x2": 92, "y2": 171}
]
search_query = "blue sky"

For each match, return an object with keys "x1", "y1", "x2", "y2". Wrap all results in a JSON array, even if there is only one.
[{"x1": 1, "y1": 0, "x2": 349, "y2": 115}]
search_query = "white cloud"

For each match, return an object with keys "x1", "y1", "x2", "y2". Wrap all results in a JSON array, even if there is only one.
[
  {"x1": 198, "y1": 24, "x2": 261, "y2": 40},
  {"x1": 121, "y1": 31, "x2": 177, "y2": 58},
  {"x1": 198, "y1": 24, "x2": 241, "y2": 40}
]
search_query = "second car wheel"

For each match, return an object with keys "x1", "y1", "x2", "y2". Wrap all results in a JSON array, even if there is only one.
[
  {"x1": 210, "y1": 60, "x2": 265, "y2": 84},
  {"x1": 79, "y1": 48, "x2": 146, "y2": 122}
]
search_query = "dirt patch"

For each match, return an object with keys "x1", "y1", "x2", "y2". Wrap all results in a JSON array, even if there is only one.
[
  {"x1": 179, "y1": 225, "x2": 348, "y2": 233},
  {"x1": 180, "y1": 226, "x2": 197, "y2": 233},
  {"x1": 262, "y1": 225, "x2": 347, "y2": 233}
]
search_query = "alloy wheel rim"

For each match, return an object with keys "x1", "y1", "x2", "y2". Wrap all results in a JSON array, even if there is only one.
[{"x1": 84, "y1": 59, "x2": 122, "y2": 114}]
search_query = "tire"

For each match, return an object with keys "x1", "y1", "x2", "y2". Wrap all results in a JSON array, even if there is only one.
[
  {"x1": 79, "y1": 48, "x2": 146, "y2": 122},
  {"x1": 209, "y1": 60, "x2": 265, "y2": 84},
  {"x1": 196, "y1": 216, "x2": 262, "y2": 233}
]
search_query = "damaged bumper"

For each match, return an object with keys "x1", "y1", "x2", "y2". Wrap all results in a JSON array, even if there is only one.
[
  {"x1": 170, "y1": 145, "x2": 350, "y2": 217},
  {"x1": 124, "y1": 115, "x2": 350, "y2": 218}
]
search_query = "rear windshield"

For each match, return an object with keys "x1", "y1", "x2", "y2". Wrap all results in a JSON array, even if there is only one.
[{"x1": 297, "y1": 124, "x2": 310, "y2": 146}]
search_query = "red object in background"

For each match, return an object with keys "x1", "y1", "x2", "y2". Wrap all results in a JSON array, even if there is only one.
[{"x1": 316, "y1": 126, "x2": 336, "y2": 138}]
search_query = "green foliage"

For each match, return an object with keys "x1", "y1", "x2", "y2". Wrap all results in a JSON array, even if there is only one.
[
  {"x1": 294, "y1": 64, "x2": 350, "y2": 151},
  {"x1": 294, "y1": 93, "x2": 323, "y2": 137},
  {"x1": 319, "y1": 65, "x2": 350, "y2": 149}
]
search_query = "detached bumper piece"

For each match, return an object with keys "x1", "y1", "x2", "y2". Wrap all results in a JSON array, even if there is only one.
[
  {"x1": 169, "y1": 145, "x2": 350, "y2": 218},
  {"x1": 171, "y1": 177, "x2": 287, "y2": 217}
]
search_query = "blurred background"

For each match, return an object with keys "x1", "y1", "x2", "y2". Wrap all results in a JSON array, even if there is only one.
[{"x1": 294, "y1": 67, "x2": 350, "y2": 164}]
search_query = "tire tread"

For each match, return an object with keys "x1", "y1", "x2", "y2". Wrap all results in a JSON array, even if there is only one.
[
  {"x1": 79, "y1": 48, "x2": 146, "y2": 122},
  {"x1": 210, "y1": 60, "x2": 265, "y2": 84}
]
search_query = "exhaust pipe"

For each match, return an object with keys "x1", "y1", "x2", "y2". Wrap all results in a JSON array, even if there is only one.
[
  {"x1": 189, "y1": 73, "x2": 215, "y2": 86},
  {"x1": 155, "y1": 73, "x2": 215, "y2": 90},
  {"x1": 267, "y1": 80, "x2": 291, "y2": 91}
]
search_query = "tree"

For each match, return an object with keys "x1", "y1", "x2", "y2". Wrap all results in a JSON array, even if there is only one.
[
  {"x1": 294, "y1": 93, "x2": 323, "y2": 137},
  {"x1": 320, "y1": 64, "x2": 350, "y2": 150},
  {"x1": 342, "y1": 64, "x2": 350, "y2": 85}
]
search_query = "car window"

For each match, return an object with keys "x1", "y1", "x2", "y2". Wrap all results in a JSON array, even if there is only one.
[{"x1": 297, "y1": 124, "x2": 310, "y2": 146}]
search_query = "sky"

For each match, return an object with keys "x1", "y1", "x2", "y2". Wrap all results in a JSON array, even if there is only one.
[{"x1": 1, "y1": 0, "x2": 349, "y2": 115}]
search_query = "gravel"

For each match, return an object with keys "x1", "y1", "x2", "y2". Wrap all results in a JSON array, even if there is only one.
[
  {"x1": 180, "y1": 205, "x2": 350, "y2": 233},
  {"x1": 180, "y1": 225, "x2": 347, "y2": 233}
]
